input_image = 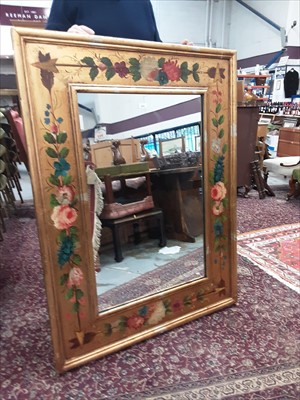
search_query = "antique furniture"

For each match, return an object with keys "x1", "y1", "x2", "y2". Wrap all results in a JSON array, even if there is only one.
[
  {"x1": 277, "y1": 127, "x2": 300, "y2": 157},
  {"x1": 237, "y1": 105, "x2": 260, "y2": 196},
  {"x1": 151, "y1": 166, "x2": 203, "y2": 242},
  {"x1": 12, "y1": 28, "x2": 237, "y2": 373},
  {"x1": 263, "y1": 156, "x2": 300, "y2": 199},
  {"x1": 101, "y1": 207, "x2": 166, "y2": 262},
  {"x1": 90, "y1": 138, "x2": 141, "y2": 167}
]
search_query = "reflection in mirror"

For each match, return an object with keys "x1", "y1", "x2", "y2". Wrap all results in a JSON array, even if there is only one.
[{"x1": 77, "y1": 92, "x2": 205, "y2": 313}]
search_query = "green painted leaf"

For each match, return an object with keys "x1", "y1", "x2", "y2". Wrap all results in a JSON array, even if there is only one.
[
  {"x1": 62, "y1": 175, "x2": 72, "y2": 185},
  {"x1": 103, "y1": 323, "x2": 112, "y2": 336},
  {"x1": 158, "y1": 57, "x2": 166, "y2": 68},
  {"x1": 212, "y1": 118, "x2": 219, "y2": 127},
  {"x1": 46, "y1": 148, "x2": 58, "y2": 158},
  {"x1": 81, "y1": 57, "x2": 95, "y2": 67},
  {"x1": 89, "y1": 67, "x2": 99, "y2": 81},
  {"x1": 218, "y1": 115, "x2": 225, "y2": 125},
  {"x1": 69, "y1": 226, "x2": 78, "y2": 235},
  {"x1": 59, "y1": 147, "x2": 69, "y2": 158},
  {"x1": 76, "y1": 288, "x2": 84, "y2": 299},
  {"x1": 49, "y1": 174, "x2": 60, "y2": 186},
  {"x1": 222, "y1": 143, "x2": 228, "y2": 154},
  {"x1": 60, "y1": 273, "x2": 69, "y2": 286},
  {"x1": 50, "y1": 193, "x2": 60, "y2": 207},
  {"x1": 218, "y1": 128, "x2": 225, "y2": 139},
  {"x1": 193, "y1": 71, "x2": 200, "y2": 82},
  {"x1": 65, "y1": 288, "x2": 74, "y2": 300},
  {"x1": 105, "y1": 68, "x2": 116, "y2": 81},
  {"x1": 129, "y1": 58, "x2": 140, "y2": 67},
  {"x1": 132, "y1": 71, "x2": 142, "y2": 82},
  {"x1": 193, "y1": 63, "x2": 199, "y2": 72},
  {"x1": 72, "y1": 302, "x2": 80, "y2": 313},
  {"x1": 72, "y1": 254, "x2": 82, "y2": 265},
  {"x1": 100, "y1": 57, "x2": 113, "y2": 67},
  {"x1": 180, "y1": 61, "x2": 188, "y2": 71},
  {"x1": 216, "y1": 103, "x2": 222, "y2": 113},
  {"x1": 57, "y1": 132, "x2": 67, "y2": 144},
  {"x1": 44, "y1": 133, "x2": 56, "y2": 144},
  {"x1": 209, "y1": 171, "x2": 215, "y2": 185},
  {"x1": 58, "y1": 230, "x2": 67, "y2": 242},
  {"x1": 181, "y1": 70, "x2": 189, "y2": 83}
]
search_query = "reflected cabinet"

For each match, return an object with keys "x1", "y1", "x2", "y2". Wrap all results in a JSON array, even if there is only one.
[{"x1": 12, "y1": 28, "x2": 237, "y2": 373}]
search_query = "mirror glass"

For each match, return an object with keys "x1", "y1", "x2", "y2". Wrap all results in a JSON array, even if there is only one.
[{"x1": 76, "y1": 92, "x2": 205, "y2": 312}]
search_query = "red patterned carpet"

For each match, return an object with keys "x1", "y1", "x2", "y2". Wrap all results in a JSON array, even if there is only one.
[
  {"x1": 0, "y1": 186, "x2": 299, "y2": 399},
  {"x1": 238, "y1": 223, "x2": 300, "y2": 293}
]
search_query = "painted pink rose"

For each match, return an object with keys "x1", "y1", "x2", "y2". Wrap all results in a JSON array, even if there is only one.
[
  {"x1": 67, "y1": 267, "x2": 84, "y2": 288},
  {"x1": 51, "y1": 204, "x2": 78, "y2": 230},
  {"x1": 126, "y1": 315, "x2": 145, "y2": 330},
  {"x1": 57, "y1": 185, "x2": 75, "y2": 205},
  {"x1": 51, "y1": 124, "x2": 58, "y2": 134},
  {"x1": 162, "y1": 60, "x2": 181, "y2": 81},
  {"x1": 212, "y1": 201, "x2": 224, "y2": 216},
  {"x1": 211, "y1": 182, "x2": 227, "y2": 202}
]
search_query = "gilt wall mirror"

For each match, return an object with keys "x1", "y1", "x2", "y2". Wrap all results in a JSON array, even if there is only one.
[{"x1": 12, "y1": 28, "x2": 237, "y2": 373}]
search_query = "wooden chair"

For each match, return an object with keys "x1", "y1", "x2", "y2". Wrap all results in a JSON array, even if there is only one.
[{"x1": 4, "y1": 109, "x2": 29, "y2": 172}]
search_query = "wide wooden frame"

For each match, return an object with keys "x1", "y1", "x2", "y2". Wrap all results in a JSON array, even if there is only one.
[{"x1": 12, "y1": 28, "x2": 237, "y2": 373}]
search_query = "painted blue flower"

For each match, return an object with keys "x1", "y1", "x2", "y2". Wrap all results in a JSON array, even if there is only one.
[
  {"x1": 138, "y1": 305, "x2": 149, "y2": 317},
  {"x1": 58, "y1": 236, "x2": 75, "y2": 267},
  {"x1": 157, "y1": 70, "x2": 168, "y2": 86},
  {"x1": 54, "y1": 158, "x2": 71, "y2": 177},
  {"x1": 213, "y1": 219, "x2": 223, "y2": 237},
  {"x1": 57, "y1": 117, "x2": 63, "y2": 124},
  {"x1": 44, "y1": 117, "x2": 50, "y2": 125}
]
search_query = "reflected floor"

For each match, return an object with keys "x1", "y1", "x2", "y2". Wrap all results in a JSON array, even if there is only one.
[{"x1": 97, "y1": 236, "x2": 203, "y2": 296}]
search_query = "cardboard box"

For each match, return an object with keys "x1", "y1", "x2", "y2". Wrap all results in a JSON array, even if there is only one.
[{"x1": 257, "y1": 124, "x2": 269, "y2": 138}]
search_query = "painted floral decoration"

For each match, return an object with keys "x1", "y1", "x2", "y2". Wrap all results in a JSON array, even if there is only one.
[
  {"x1": 104, "y1": 290, "x2": 205, "y2": 336},
  {"x1": 209, "y1": 87, "x2": 228, "y2": 257},
  {"x1": 81, "y1": 55, "x2": 200, "y2": 85}
]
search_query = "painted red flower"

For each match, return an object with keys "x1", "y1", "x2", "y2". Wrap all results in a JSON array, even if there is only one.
[
  {"x1": 162, "y1": 60, "x2": 181, "y2": 81},
  {"x1": 51, "y1": 124, "x2": 58, "y2": 134},
  {"x1": 126, "y1": 315, "x2": 145, "y2": 329},
  {"x1": 51, "y1": 204, "x2": 78, "y2": 230},
  {"x1": 211, "y1": 182, "x2": 227, "y2": 202},
  {"x1": 114, "y1": 61, "x2": 129, "y2": 78},
  {"x1": 212, "y1": 201, "x2": 224, "y2": 216}
]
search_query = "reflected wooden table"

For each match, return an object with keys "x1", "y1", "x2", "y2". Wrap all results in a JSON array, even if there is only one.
[{"x1": 150, "y1": 166, "x2": 203, "y2": 242}]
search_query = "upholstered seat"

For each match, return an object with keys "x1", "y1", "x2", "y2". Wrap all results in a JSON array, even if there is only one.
[
  {"x1": 263, "y1": 156, "x2": 300, "y2": 178},
  {"x1": 263, "y1": 156, "x2": 300, "y2": 199}
]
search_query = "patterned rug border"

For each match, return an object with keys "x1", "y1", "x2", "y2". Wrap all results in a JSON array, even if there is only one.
[
  {"x1": 237, "y1": 223, "x2": 300, "y2": 293},
  {"x1": 115, "y1": 364, "x2": 300, "y2": 399}
]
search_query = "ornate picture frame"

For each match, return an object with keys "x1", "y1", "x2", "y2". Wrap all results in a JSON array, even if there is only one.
[{"x1": 12, "y1": 28, "x2": 237, "y2": 373}]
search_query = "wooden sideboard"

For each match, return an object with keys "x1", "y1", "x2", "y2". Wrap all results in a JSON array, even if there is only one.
[
  {"x1": 237, "y1": 105, "x2": 260, "y2": 189},
  {"x1": 277, "y1": 127, "x2": 300, "y2": 156}
]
